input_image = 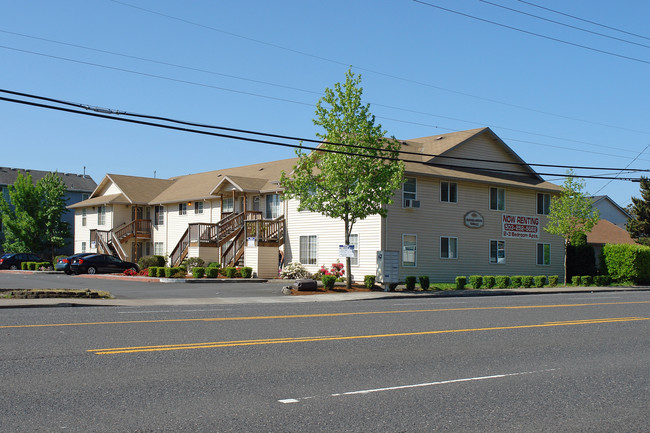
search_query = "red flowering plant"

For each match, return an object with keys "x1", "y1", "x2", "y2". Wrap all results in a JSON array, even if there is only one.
[{"x1": 123, "y1": 269, "x2": 137, "y2": 276}]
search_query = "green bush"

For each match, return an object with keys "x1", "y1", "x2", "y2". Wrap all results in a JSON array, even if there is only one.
[
  {"x1": 206, "y1": 267, "x2": 219, "y2": 278},
  {"x1": 138, "y1": 255, "x2": 166, "y2": 270},
  {"x1": 182, "y1": 257, "x2": 205, "y2": 272},
  {"x1": 534, "y1": 276, "x2": 546, "y2": 288},
  {"x1": 364, "y1": 275, "x2": 376, "y2": 289},
  {"x1": 21, "y1": 262, "x2": 29, "y2": 270},
  {"x1": 571, "y1": 275, "x2": 580, "y2": 286},
  {"x1": 510, "y1": 276, "x2": 522, "y2": 288},
  {"x1": 455, "y1": 276, "x2": 466, "y2": 290},
  {"x1": 593, "y1": 275, "x2": 611, "y2": 286},
  {"x1": 192, "y1": 267, "x2": 206, "y2": 279},
  {"x1": 495, "y1": 275, "x2": 510, "y2": 288},
  {"x1": 224, "y1": 267, "x2": 237, "y2": 278},
  {"x1": 522, "y1": 276, "x2": 534, "y2": 288},
  {"x1": 207, "y1": 262, "x2": 220, "y2": 268},
  {"x1": 483, "y1": 276, "x2": 496, "y2": 289},
  {"x1": 322, "y1": 275, "x2": 336, "y2": 290},
  {"x1": 241, "y1": 267, "x2": 253, "y2": 278},
  {"x1": 165, "y1": 267, "x2": 186, "y2": 278},
  {"x1": 280, "y1": 262, "x2": 310, "y2": 279},
  {"x1": 35, "y1": 262, "x2": 50, "y2": 270},
  {"x1": 405, "y1": 276, "x2": 416, "y2": 290},
  {"x1": 157, "y1": 267, "x2": 167, "y2": 278},
  {"x1": 548, "y1": 275, "x2": 559, "y2": 287},
  {"x1": 580, "y1": 275, "x2": 592, "y2": 286},
  {"x1": 148, "y1": 267, "x2": 159, "y2": 277},
  {"x1": 419, "y1": 275, "x2": 430, "y2": 290},
  {"x1": 469, "y1": 275, "x2": 483, "y2": 289},
  {"x1": 29, "y1": 262, "x2": 38, "y2": 270},
  {"x1": 601, "y1": 244, "x2": 650, "y2": 284}
]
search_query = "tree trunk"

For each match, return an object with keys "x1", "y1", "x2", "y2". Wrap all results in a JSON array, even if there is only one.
[
  {"x1": 563, "y1": 239, "x2": 568, "y2": 285},
  {"x1": 345, "y1": 217, "x2": 351, "y2": 290}
]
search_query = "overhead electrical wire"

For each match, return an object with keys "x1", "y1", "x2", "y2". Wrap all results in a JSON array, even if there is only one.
[{"x1": 0, "y1": 89, "x2": 644, "y2": 181}]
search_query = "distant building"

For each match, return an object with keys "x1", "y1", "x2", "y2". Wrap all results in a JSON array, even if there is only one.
[
  {"x1": 0, "y1": 167, "x2": 97, "y2": 255},
  {"x1": 589, "y1": 195, "x2": 631, "y2": 229}
]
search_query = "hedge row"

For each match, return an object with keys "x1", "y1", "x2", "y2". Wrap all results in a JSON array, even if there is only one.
[
  {"x1": 570, "y1": 275, "x2": 612, "y2": 286},
  {"x1": 456, "y1": 275, "x2": 560, "y2": 289},
  {"x1": 601, "y1": 244, "x2": 650, "y2": 284},
  {"x1": 147, "y1": 266, "x2": 254, "y2": 279},
  {"x1": 21, "y1": 261, "x2": 51, "y2": 270},
  {"x1": 147, "y1": 266, "x2": 187, "y2": 278}
]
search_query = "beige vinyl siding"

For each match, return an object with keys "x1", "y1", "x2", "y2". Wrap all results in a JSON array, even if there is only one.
[
  {"x1": 384, "y1": 176, "x2": 564, "y2": 282},
  {"x1": 165, "y1": 199, "x2": 218, "y2": 259},
  {"x1": 103, "y1": 183, "x2": 122, "y2": 196},
  {"x1": 440, "y1": 134, "x2": 530, "y2": 175},
  {"x1": 284, "y1": 198, "x2": 381, "y2": 282}
]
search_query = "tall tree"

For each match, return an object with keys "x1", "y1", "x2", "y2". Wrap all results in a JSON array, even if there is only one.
[
  {"x1": 281, "y1": 69, "x2": 405, "y2": 288},
  {"x1": 626, "y1": 176, "x2": 650, "y2": 246},
  {"x1": 38, "y1": 172, "x2": 71, "y2": 259},
  {"x1": 544, "y1": 171, "x2": 599, "y2": 284}
]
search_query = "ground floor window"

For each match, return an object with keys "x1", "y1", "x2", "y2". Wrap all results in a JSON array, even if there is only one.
[
  {"x1": 440, "y1": 236, "x2": 458, "y2": 259},
  {"x1": 489, "y1": 240, "x2": 506, "y2": 264},
  {"x1": 154, "y1": 242, "x2": 164, "y2": 256},
  {"x1": 349, "y1": 234, "x2": 359, "y2": 266},
  {"x1": 537, "y1": 243, "x2": 551, "y2": 265},
  {"x1": 81, "y1": 241, "x2": 86, "y2": 253},
  {"x1": 299, "y1": 235, "x2": 317, "y2": 265},
  {"x1": 402, "y1": 234, "x2": 417, "y2": 267}
]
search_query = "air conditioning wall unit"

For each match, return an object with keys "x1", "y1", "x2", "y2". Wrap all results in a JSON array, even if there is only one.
[{"x1": 404, "y1": 199, "x2": 421, "y2": 208}]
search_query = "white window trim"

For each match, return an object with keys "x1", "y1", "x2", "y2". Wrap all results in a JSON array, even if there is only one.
[
  {"x1": 489, "y1": 187, "x2": 506, "y2": 211},
  {"x1": 81, "y1": 208, "x2": 87, "y2": 227},
  {"x1": 440, "y1": 236, "x2": 458, "y2": 259},
  {"x1": 537, "y1": 243, "x2": 551, "y2": 266},
  {"x1": 440, "y1": 181, "x2": 458, "y2": 204},
  {"x1": 195, "y1": 201, "x2": 204, "y2": 214},
  {"x1": 537, "y1": 193, "x2": 551, "y2": 215},
  {"x1": 402, "y1": 234, "x2": 417, "y2": 267},
  {"x1": 299, "y1": 235, "x2": 318, "y2": 265},
  {"x1": 349, "y1": 234, "x2": 359, "y2": 267},
  {"x1": 489, "y1": 239, "x2": 506, "y2": 264},
  {"x1": 402, "y1": 177, "x2": 417, "y2": 208},
  {"x1": 179, "y1": 203, "x2": 187, "y2": 216}
]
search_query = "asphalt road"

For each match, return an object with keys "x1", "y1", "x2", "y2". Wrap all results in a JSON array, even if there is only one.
[{"x1": 1, "y1": 291, "x2": 648, "y2": 432}]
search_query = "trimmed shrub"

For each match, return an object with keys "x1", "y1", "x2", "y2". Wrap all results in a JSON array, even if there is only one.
[
  {"x1": 29, "y1": 262, "x2": 38, "y2": 270},
  {"x1": 483, "y1": 276, "x2": 496, "y2": 289},
  {"x1": 224, "y1": 267, "x2": 237, "y2": 278},
  {"x1": 364, "y1": 275, "x2": 376, "y2": 289},
  {"x1": 580, "y1": 275, "x2": 593, "y2": 286},
  {"x1": 192, "y1": 267, "x2": 206, "y2": 279},
  {"x1": 593, "y1": 275, "x2": 611, "y2": 286},
  {"x1": 534, "y1": 275, "x2": 546, "y2": 288},
  {"x1": 419, "y1": 275, "x2": 430, "y2": 290},
  {"x1": 148, "y1": 267, "x2": 158, "y2": 277},
  {"x1": 571, "y1": 276, "x2": 580, "y2": 286},
  {"x1": 522, "y1": 276, "x2": 534, "y2": 288},
  {"x1": 165, "y1": 267, "x2": 186, "y2": 278},
  {"x1": 469, "y1": 275, "x2": 483, "y2": 289},
  {"x1": 21, "y1": 262, "x2": 29, "y2": 270},
  {"x1": 548, "y1": 275, "x2": 559, "y2": 287},
  {"x1": 205, "y1": 267, "x2": 219, "y2": 278},
  {"x1": 241, "y1": 267, "x2": 253, "y2": 278},
  {"x1": 207, "y1": 262, "x2": 220, "y2": 268},
  {"x1": 157, "y1": 267, "x2": 167, "y2": 278},
  {"x1": 495, "y1": 275, "x2": 510, "y2": 289},
  {"x1": 138, "y1": 255, "x2": 166, "y2": 270},
  {"x1": 510, "y1": 276, "x2": 522, "y2": 288},
  {"x1": 280, "y1": 262, "x2": 310, "y2": 279},
  {"x1": 322, "y1": 275, "x2": 336, "y2": 290},
  {"x1": 455, "y1": 276, "x2": 466, "y2": 290},
  {"x1": 405, "y1": 276, "x2": 417, "y2": 290},
  {"x1": 601, "y1": 243, "x2": 650, "y2": 284}
]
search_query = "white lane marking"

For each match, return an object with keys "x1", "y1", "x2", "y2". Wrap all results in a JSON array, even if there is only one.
[{"x1": 279, "y1": 369, "x2": 557, "y2": 404}]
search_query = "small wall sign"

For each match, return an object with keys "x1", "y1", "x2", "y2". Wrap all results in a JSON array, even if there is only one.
[{"x1": 464, "y1": 211, "x2": 484, "y2": 228}]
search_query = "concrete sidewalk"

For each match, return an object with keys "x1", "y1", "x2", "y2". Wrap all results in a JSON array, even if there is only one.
[{"x1": 0, "y1": 285, "x2": 647, "y2": 309}]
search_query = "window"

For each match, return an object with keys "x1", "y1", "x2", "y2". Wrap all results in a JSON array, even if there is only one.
[
  {"x1": 81, "y1": 209, "x2": 87, "y2": 226},
  {"x1": 178, "y1": 203, "x2": 187, "y2": 215},
  {"x1": 299, "y1": 235, "x2": 317, "y2": 265},
  {"x1": 490, "y1": 187, "x2": 505, "y2": 211},
  {"x1": 537, "y1": 243, "x2": 551, "y2": 265},
  {"x1": 81, "y1": 193, "x2": 90, "y2": 201},
  {"x1": 154, "y1": 242, "x2": 164, "y2": 256},
  {"x1": 489, "y1": 240, "x2": 506, "y2": 264},
  {"x1": 195, "y1": 201, "x2": 204, "y2": 214},
  {"x1": 349, "y1": 234, "x2": 359, "y2": 266},
  {"x1": 402, "y1": 234, "x2": 417, "y2": 267},
  {"x1": 537, "y1": 193, "x2": 551, "y2": 215},
  {"x1": 440, "y1": 237, "x2": 458, "y2": 259},
  {"x1": 97, "y1": 205, "x2": 106, "y2": 225},
  {"x1": 81, "y1": 241, "x2": 86, "y2": 253},
  {"x1": 222, "y1": 197, "x2": 234, "y2": 213},
  {"x1": 403, "y1": 177, "x2": 417, "y2": 207},
  {"x1": 441, "y1": 182, "x2": 458, "y2": 203},
  {"x1": 266, "y1": 194, "x2": 281, "y2": 219},
  {"x1": 154, "y1": 206, "x2": 164, "y2": 225}
]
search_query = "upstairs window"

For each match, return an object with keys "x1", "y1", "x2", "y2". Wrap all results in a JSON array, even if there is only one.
[
  {"x1": 178, "y1": 203, "x2": 187, "y2": 215},
  {"x1": 154, "y1": 206, "x2": 164, "y2": 225},
  {"x1": 81, "y1": 209, "x2": 87, "y2": 226},
  {"x1": 441, "y1": 181, "x2": 458, "y2": 203},
  {"x1": 403, "y1": 177, "x2": 418, "y2": 208},
  {"x1": 222, "y1": 197, "x2": 234, "y2": 213},
  {"x1": 195, "y1": 202, "x2": 204, "y2": 214},
  {"x1": 97, "y1": 205, "x2": 106, "y2": 225},
  {"x1": 266, "y1": 194, "x2": 281, "y2": 219},
  {"x1": 490, "y1": 187, "x2": 505, "y2": 211},
  {"x1": 537, "y1": 193, "x2": 551, "y2": 215}
]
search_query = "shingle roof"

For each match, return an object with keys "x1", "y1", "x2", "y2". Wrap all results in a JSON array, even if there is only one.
[
  {"x1": 0, "y1": 167, "x2": 97, "y2": 192},
  {"x1": 68, "y1": 193, "x2": 130, "y2": 209},
  {"x1": 587, "y1": 219, "x2": 636, "y2": 245}
]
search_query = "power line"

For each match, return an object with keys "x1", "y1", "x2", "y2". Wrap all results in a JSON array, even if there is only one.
[
  {"x1": 518, "y1": 0, "x2": 650, "y2": 42},
  {"x1": 593, "y1": 143, "x2": 650, "y2": 194},
  {"x1": 0, "y1": 89, "x2": 644, "y2": 181},
  {"x1": 480, "y1": 0, "x2": 650, "y2": 50},
  {"x1": 413, "y1": 0, "x2": 650, "y2": 65}
]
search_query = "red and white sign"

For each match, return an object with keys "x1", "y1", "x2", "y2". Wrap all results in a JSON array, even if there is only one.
[{"x1": 502, "y1": 214, "x2": 540, "y2": 239}]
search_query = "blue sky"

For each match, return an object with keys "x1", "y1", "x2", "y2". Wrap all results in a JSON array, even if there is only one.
[{"x1": 2, "y1": 0, "x2": 649, "y2": 207}]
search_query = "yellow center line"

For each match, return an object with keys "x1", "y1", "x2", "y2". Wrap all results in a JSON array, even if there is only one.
[
  {"x1": 2, "y1": 301, "x2": 649, "y2": 329},
  {"x1": 88, "y1": 316, "x2": 650, "y2": 355}
]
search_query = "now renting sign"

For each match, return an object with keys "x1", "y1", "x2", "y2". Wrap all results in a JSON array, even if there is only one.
[{"x1": 502, "y1": 214, "x2": 540, "y2": 240}]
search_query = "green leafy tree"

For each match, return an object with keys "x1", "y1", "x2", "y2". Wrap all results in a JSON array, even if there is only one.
[
  {"x1": 0, "y1": 172, "x2": 70, "y2": 259},
  {"x1": 281, "y1": 69, "x2": 405, "y2": 288},
  {"x1": 544, "y1": 171, "x2": 599, "y2": 284},
  {"x1": 626, "y1": 176, "x2": 650, "y2": 246}
]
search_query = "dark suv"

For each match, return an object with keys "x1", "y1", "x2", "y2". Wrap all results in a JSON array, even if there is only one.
[{"x1": 0, "y1": 253, "x2": 48, "y2": 270}]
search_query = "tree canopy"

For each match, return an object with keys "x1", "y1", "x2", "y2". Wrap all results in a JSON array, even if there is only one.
[
  {"x1": 280, "y1": 69, "x2": 405, "y2": 288},
  {"x1": 626, "y1": 176, "x2": 650, "y2": 246}
]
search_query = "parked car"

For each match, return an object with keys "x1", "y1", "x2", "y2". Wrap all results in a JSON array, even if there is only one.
[
  {"x1": 70, "y1": 254, "x2": 139, "y2": 275},
  {"x1": 55, "y1": 253, "x2": 95, "y2": 274},
  {"x1": 0, "y1": 253, "x2": 49, "y2": 270}
]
